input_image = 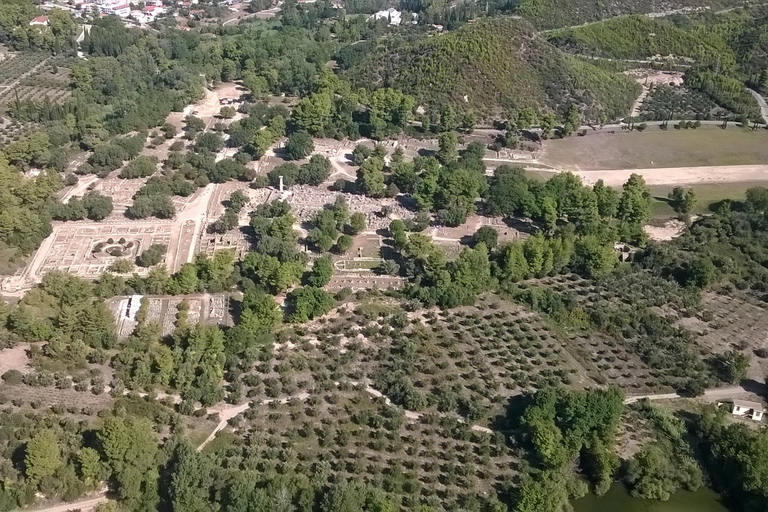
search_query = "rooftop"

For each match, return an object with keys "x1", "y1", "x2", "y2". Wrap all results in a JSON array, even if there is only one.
[{"x1": 732, "y1": 399, "x2": 764, "y2": 412}]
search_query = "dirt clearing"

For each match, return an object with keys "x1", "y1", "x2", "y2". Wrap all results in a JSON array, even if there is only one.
[
  {"x1": 0, "y1": 344, "x2": 32, "y2": 375},
  {"x1": 540, "y1": 126, "x2": 768, "y2": 172},
  {"x1": 574, "y1": 164, "x2": 768, "y2": 188}
]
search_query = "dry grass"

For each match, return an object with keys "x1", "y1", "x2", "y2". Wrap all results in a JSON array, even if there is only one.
[{"x1": 540, "y1": 125, "x2": 768, "y2": 171}]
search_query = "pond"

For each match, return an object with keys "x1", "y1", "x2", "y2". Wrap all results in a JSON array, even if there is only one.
[{"x1": 572, "y1": 483, "x2": 729, "y2": 512}]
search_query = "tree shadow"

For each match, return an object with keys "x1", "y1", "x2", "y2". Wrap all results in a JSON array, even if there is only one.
[
  {"x1": 739, "y1": 378, "x2": 765, "y2": 395},
  {"x1": 502, "y1": 217, "x2": 539, "y2": 236},
  {"x1": 327, "y1": 179, "x2": 353, "y2": 193},
  {"x1": 228, "y1": 294, "x2": 243, "y2": 325},
  {"x1": 708, "y1": 199, "x2": 744, "y2": 213},
  {"x1": 459, "y1": 235, "x2": 474, "y2": 246},
  {"x1": 491, "y1": 393, "x2": 531, "y2": 432},
  {"x1": 11, "y1": 444, "x2": 25, "y2": 473},
  {"x1": 240, "y1": 225, "x2": 256, "y2": 249},
  {"x1": 519, "y1": 130, "x2": 540, "y2": 143},
  {"x1": 395, "y1": 194, "x2": 419, "y2": 212},
  {"x1": 417, "y1": 148, "x2": 436, "y2": 158}
]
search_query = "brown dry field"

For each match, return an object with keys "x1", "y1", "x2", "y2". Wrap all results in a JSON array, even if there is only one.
[{"x1": 539, "y1": 125, "x2": 768, "y2": 172}]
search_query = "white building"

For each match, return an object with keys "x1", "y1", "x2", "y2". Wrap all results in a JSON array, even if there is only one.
[
  {"x1": 729, "y1": 399, "x2": 764, "y2": 421},
  {"x1": 131, "y1": 4, "x2": 165, "y2": 23},
  {"x1": 369, "y1": 8, "x2": 402, "y2": 26},
  {"x1": 98, "y1": 0, "x2": 131, "y2": 17}
]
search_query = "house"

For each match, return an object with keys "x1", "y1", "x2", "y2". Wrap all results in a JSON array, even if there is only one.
[
  {"x1": 100, "y1": 3, "x2": 130, "y2": 16},
  {"x1": 97, "y1": 0, "x2": 131, "y2": 16},
  {"x1": 29, "y1": 15, "x2": 50, "y2": 26},
  {"x1": 369, "y1": 8, "x2": 401, "y2": 26},
  {"x1": 728, "y1": 399, "x2": 764, "y2": 421}
]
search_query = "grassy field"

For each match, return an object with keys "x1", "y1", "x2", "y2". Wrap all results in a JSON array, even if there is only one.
[
  {"x1": 540, "y1": 125, "x2": 768, "y2": 171},
  {"x1": 649, "y1": 181, "x2": 758, "y2": 218}
]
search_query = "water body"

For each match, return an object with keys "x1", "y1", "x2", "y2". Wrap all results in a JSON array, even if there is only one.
[{"x1": 572, "y1": 483, "x2": 728, "y2": 512}]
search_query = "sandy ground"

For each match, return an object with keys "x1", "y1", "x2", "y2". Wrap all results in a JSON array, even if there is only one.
[
  {"x1": 27, "y1": 495, "x2": 109, "y2": 512},
  {"x1": 573, "y1": 164, "x2": 768, "y2": 187},
  {"x1": 0, "y1": 343, "x2": 31, "y2": 375},
  {"x1": 61, "y1": 174, "x2": 100, "y2": 203},
  {"x1": 644, "y1": 219, "x2": 687, "y2": 241}
]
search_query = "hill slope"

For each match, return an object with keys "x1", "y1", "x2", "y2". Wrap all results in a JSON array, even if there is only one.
[
  {"x1": 548, "y1": 15, "x2": 737, "y2": 70},
  {"x1": 516, "y1": 0, "x2": 748, "y2": 30},
  {"x1": 344, "y1": 18, "x2": 641, "y2": 123}
]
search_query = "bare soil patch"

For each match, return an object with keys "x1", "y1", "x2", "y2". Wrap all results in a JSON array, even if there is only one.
[
  {"x1": 0, "y1": 344, "x2": 32, "y2": 375},
  {"x1": 540, "y1": 126, "x2": 768, "y2": 173}
]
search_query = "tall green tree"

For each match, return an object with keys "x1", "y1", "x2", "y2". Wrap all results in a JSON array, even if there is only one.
[
  {"x1": 437, "y1": 132, "x2": 458, "y2": 164},
  {"x1": 356, "y1": 157, "x2": 386, "y2": 198},
  {"x1": 25, "y1": 430, "x2": 62, "y2": 485},
  {"x1": 618, "y1": 173, "x2": 652, "y2": 243},
  {"x1": 99, "y1": 416, "x2": 159, "y2": 508}
]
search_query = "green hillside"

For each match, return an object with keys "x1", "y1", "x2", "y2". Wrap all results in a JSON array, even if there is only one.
[
  {"x1": 515, "y1": 0, "x2": 748, "y2": 30},
  {"x1": 548, "y1": 15, "x2": 737, "y2": 70},
  {"x1": 343, "y1": 17, "x2": 642, "y2": 123}
]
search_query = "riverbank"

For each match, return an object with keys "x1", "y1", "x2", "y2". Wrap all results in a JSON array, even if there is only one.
[{"x1": 572, "y1": 482, "x2": 728, "y2": 512}]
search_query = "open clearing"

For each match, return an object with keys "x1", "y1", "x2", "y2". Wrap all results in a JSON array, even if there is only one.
[
  {"x1": 0, "y1": 344, "x2": 31, "y2": 375},
  {"x1": 539, "y1": 126, "x2": 768, "y2": 171},
  {"x1": 572, "y1": 164, "x2": 768, "y2": 188},
  {"x1": 649, "y1": 181, "x2": 765, "y2": 218}
]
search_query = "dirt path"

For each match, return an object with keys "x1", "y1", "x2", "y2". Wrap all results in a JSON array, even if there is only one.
[
  {"x1": 25, "y1": 495, "x2": 108, "y2": 512},
  {"x1": 0, "y1": 57, "x2": 50, "y2": 92},
  {"x1": 624, "y1": 385, "x2": 751, "y2": 404},
  {"x1": 197, "y1": 392, "x2": 311, "y2": 451},
  {"x1": 358, "y1": 383, "x2": 493, "y2": 433},
  {"x1": 61, "y1": 175, "x2": 100, "y2": 203},
  {"x1": 749, "y1": 89, "x2": 768, "y2": 124},
  {"x1": 573, "y1": 164, "x2": 768, "y2": 187}
]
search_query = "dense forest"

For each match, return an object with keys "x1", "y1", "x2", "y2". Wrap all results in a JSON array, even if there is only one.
[{"x1": 343, "y1": 17, "x2": 641, "y2": 122}]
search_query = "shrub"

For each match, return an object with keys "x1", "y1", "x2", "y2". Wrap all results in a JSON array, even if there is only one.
[{"x1": 1, "y1": 369, "x2": 23, "y2": 385}]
